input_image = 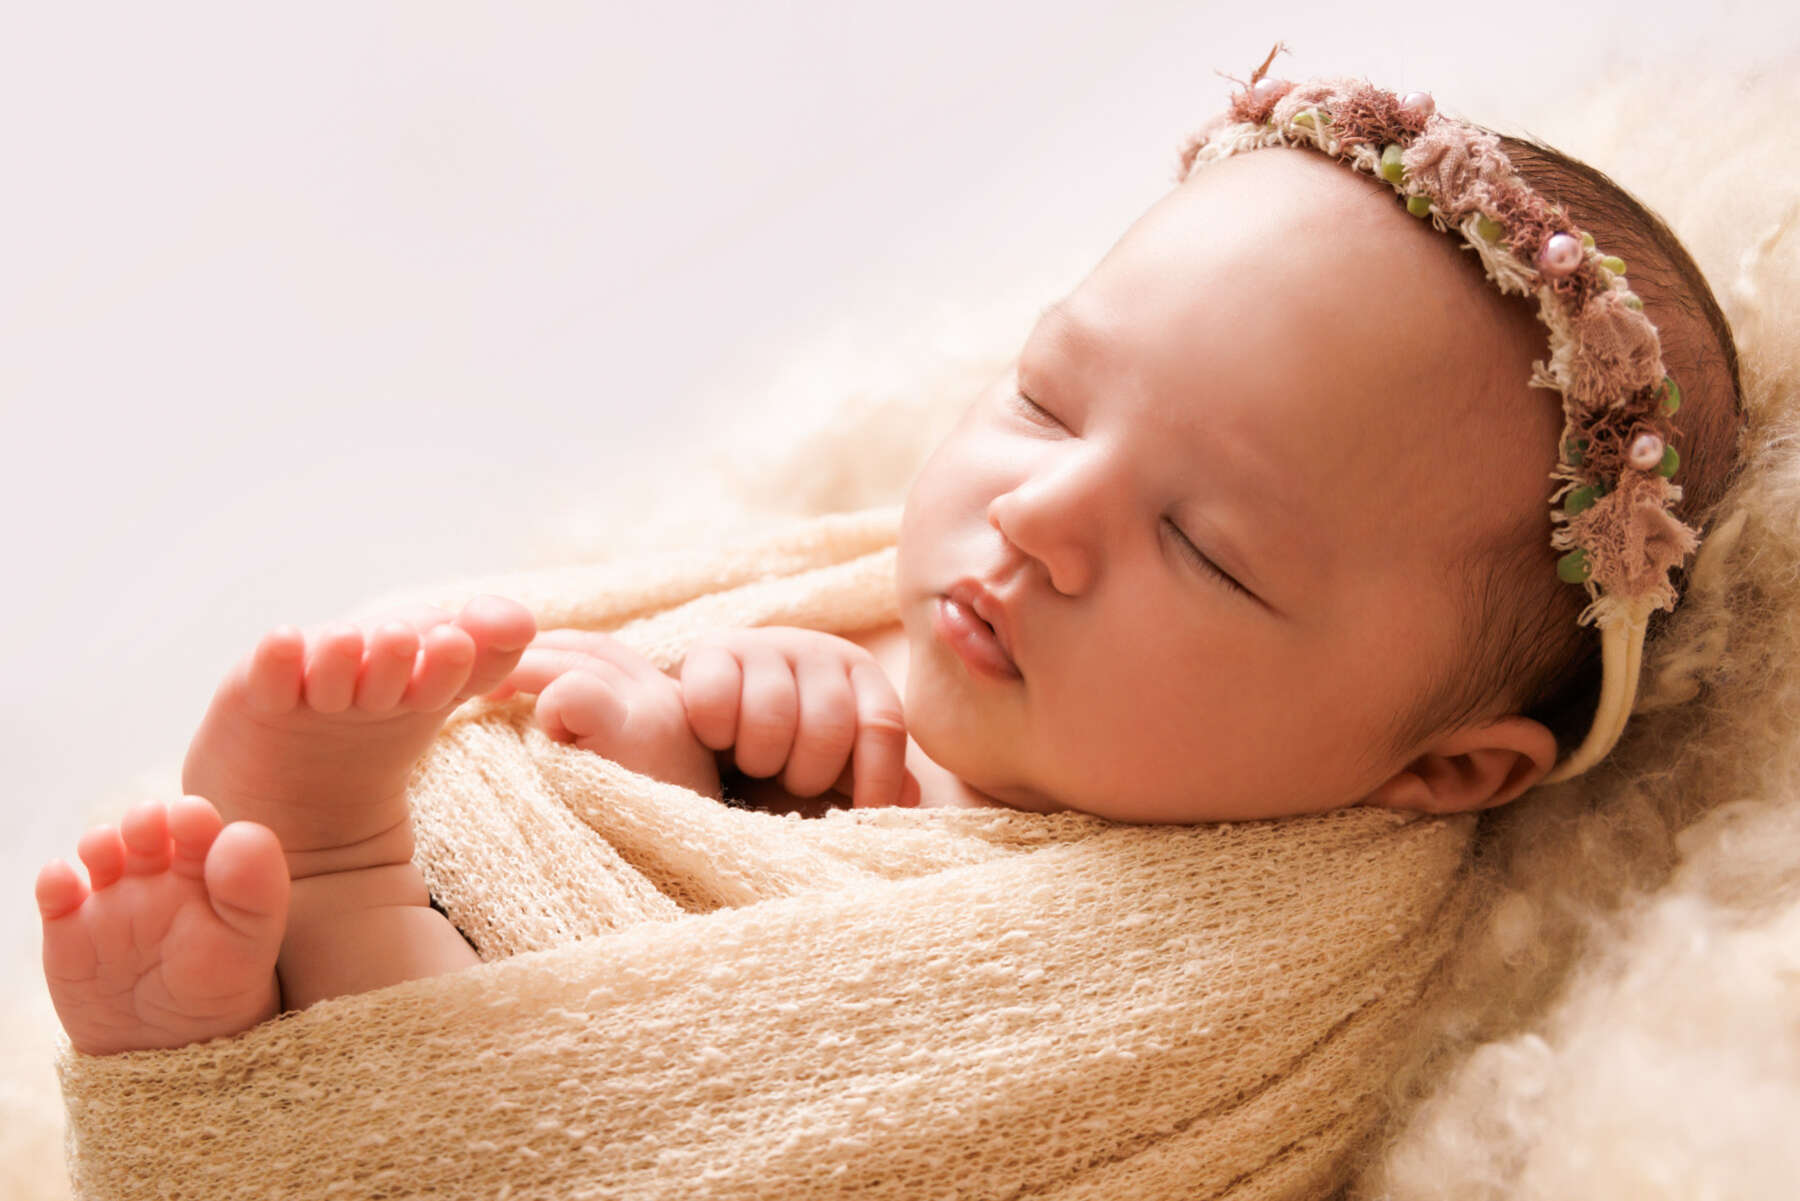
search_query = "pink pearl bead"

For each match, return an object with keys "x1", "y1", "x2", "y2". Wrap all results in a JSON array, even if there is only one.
[
  {"x1": 1250, "y1": 77, "x2": 1286, "y2": 107},
  {"x1": 1400, "y1": 91, "x2": 1436, "y2": 121},
  {"x1": 1628, "y1": 432, "x2": 1665, "y2": 471},
  {"x1": 1537, "y1": 232, "x2": 1584, "y2": 278}
]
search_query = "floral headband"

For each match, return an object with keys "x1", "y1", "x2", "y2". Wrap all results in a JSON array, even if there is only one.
[{"x1": 1178, "y1": 54, "x2": 1698, "y2": 783}]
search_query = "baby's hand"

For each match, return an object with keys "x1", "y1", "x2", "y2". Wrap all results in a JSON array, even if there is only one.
[
  {"x1": 680, "y1": 627, "x2": 918, "y2": 810},
  {"x1": 487, "y1": 630, "x2": 722, "y2": 799}
]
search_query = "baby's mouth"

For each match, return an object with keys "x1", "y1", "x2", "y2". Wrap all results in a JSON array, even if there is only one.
[{"x1": 935, "y1": 590, "x2": 1021, "y2": 679}]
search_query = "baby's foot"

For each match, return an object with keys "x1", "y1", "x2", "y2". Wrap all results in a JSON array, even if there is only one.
[
  {"x1": 181, "y1": 597, "x2": 534, "y2": 870},
  {"x1": 37, "y1": 796, "x2": 287, "y2": 1055}
]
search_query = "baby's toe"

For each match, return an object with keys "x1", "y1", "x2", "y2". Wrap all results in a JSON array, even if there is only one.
[
  {"x1": 354, "y1": 622, "x2": 421, "y2": 711},
  {"x1": 303, "y1": 624, "x2": 365, "y2": 714},
  {"x1": 119, "y1": 800, "x2": 174, "y2": 876},
  {"x1": 243, "y1": 627, "x2": 306, "y2": 715},
  {"x1": 75, "y1": 825, "x2": 127, "y2": 892},
  {"x1": 202, "y1": 823, "x2": 289, "y2": 941},
  {"x1": 455, "y1": 597, "x2": 537, "y2": 698},
  {"x1": 35, "y1": 859, "x2": 88, "y2": 921},
  {"x1": 404, "y1": 623, "x2": 478, "y2": 711},
  {"x1": 166, "y1": 795, "x2": 227, "y2": 879}
]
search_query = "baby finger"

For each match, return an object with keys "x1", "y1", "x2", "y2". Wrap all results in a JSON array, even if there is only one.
[
  {"x1": 679, "y1": 643, "x2": 743, "y2": 751},
  {"x1": 731, "y1": 645, "x2": 798, "y2": 780},
  {"x1": 536, "y1": 666, "x2": 630, "y2": 746},
  {"x1": 528, "y1": 629, "x2": 668, "y2": 686},
  {"x1": 489, "y1": 647, "x2": 618, "y2": 701},
  {"x1": 847, "y1": 657, "x2": 910, "y2": 809},
  {"x1": 779, "y1": 655, "x2": 858, "y2": 797}
]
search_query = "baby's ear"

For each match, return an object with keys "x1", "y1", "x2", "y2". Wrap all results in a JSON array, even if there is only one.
[{"x1": 1362, "y1": 716, "x2": 1559, "y2": 815}]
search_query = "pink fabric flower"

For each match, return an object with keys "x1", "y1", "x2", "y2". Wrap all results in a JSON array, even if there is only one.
[{"x1": 1569, "y1": 289, "x2": 1666, "y2": 406}]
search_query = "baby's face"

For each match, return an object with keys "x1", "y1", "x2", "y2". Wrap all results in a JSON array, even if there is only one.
[{"x1": 895, "y1": 147, "x2": 1559, "y2": 822}]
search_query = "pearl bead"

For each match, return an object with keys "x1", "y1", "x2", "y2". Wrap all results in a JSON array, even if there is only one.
[
  {"x1": 1628, "y1": 432, "x2": 1665, "y2": 471},
  {"x1": 1250, "y1": 77, "x2": 1286, "y2": 107},
  {"x1": 1537, "y1": 232, "x2": 1584, "y2": 278},
  {"x1": 1400, "y1": 91, "x2": 1436, "y2": 121}
]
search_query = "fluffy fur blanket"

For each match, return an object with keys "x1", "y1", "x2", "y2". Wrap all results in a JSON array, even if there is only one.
[{"x1": 57, "y1": 508, "x2": 1478, "y2": 1200}]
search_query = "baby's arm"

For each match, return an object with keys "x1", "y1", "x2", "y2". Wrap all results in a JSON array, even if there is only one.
[{"x1": 492, "y1": 627, "x2": 917, "y2": 810}]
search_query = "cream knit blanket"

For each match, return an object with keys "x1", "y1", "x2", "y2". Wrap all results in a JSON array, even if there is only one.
[{"x1": 56, "y1": 506, "x2": 1476, "y2": 1200}]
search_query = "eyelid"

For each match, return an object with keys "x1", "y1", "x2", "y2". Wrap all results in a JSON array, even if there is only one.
[
  {"x1": 1011, "y1": 381, "x2": 1273, "y2": 611},
  {"x1": 1009, "y1": 390, "x2": 1060, "y2": 427},
  {"x1": 1166, "y1": 519, "x2": 1253, "y2": 598}
]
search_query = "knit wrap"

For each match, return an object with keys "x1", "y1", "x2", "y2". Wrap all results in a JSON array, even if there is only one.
[{"x1": 56, "y1": 506, "x2": 1475, "y2": 1200}]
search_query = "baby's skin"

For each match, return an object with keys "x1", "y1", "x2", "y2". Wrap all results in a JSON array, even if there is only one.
[
  {"x1": 36, "y1": 605, "x2": 922, "y2": 1055},
  {"x1": 39, "y1": 144, "x2": 1579, "y2": 1056}
]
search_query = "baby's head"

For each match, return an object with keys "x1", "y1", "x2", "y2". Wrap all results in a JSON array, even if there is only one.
[{"x1": 893, "y1": 75, "x2": 1743, "y2": 824}]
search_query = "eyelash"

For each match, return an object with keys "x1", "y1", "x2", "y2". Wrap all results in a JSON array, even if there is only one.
[
  {"x1": 1165, "y1": 520, "x2": 1250, "y2": 596},
  {"x1": 1010, "y1": 391, "x2": 1060, "y2": 427},
  {"x1": 1010, "y1": 391, "x2": 1251, "y2": 598}
]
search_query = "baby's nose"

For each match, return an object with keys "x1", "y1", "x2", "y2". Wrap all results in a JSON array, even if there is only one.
[{"x1": 987, "y1": 484, "x2": 1098, "y2": 597}]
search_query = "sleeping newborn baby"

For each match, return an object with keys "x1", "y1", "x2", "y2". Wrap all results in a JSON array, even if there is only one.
[{"x1": 35, "y1": 97, "x2": 1740, "y2": 1055}]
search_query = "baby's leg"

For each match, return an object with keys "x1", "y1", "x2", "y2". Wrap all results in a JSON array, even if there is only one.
[
  {"x1": 182, "y1": 598, "x2": 532, "y2": 861},
  {"x1": 178, "y1": 596, "x2": 534, "y2": 1010},
  {"x1": 37, "y1": 598, "x2": 535, "y2": 1055}
]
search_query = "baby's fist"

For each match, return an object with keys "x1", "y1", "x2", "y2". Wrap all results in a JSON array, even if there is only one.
[{"x1": 679, "y1": 627, "x2": 917, "y2": 810}]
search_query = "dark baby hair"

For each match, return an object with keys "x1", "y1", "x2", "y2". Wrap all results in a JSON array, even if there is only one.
[{"x1": 1384, "y1": 133, "x2": 1747, "y2": 766}]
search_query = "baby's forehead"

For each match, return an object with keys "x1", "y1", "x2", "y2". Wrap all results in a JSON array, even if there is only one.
[
  {"x1": 1087, "y1": 152, "x2": 1533, "y2": 367},
  {"x1": 1047, "y1": 149, "x2": 1558, "y2": 553}
]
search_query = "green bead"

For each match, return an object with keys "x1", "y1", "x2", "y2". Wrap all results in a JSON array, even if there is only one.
[
  {"x1": 1659, "y1": 445, "x2": 1680, "y2": 478},
  {"x1": 1563, "y1": 485, "x2": 1599, "y2": 515},
  {"x1": 1599, "y1": 255, "x2": 1627, "y2": 275},
  {"x1": 1557, "y1": 549, "x2": 1592, "y2": 584},
  {"x1": 1661, "y1": 375, "x2": 1682, "y2": 414},
  {"x1": 1380, "y1": 143, "x2": 1405, "y2": 184},
  {"x1": 1564, "y1": 436, "x2": 1588, "y2": 467},
  {"x1": 1293, "y1": 110, "x2": 1316, "y2": 128},
  {"x1": 1406, "y1": 195, "x2": 1432, "y2": 218},
  {"x1": 1624, "y1": 296, "x2": 1644, "y2": 311},
  {"x1": 1475, "y1": 214, "x2": 1504, "y2": 243},
  {"x1": 1580, "y1": 232, "x2": 1596, "y2": 250}
]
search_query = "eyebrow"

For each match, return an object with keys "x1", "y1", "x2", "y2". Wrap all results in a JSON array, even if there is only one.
[{"x1": 1030, "y1": 300, "x2": 1314, "y2": 612}]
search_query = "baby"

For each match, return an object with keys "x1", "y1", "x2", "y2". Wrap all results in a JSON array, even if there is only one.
[{"x1": 35, "y1": 72, "x2": 1742, "y2": 1057}]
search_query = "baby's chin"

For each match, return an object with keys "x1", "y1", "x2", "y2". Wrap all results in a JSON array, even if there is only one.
[
  {"x1": 911, "y1": 727, "x2": 1067, "y2": 814},
  {"x1": 898, "y1": 629, "x2": 1076, "y2": 814}
]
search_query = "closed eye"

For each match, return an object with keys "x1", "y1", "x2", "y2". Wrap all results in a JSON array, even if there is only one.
[
  {"x1": 1009, "y1": 391, "x2": 1062, "y2": 428},
  {"x1": 1165, "y1": 519, "x2": 1253, "y2": 599},
  {"x1": 1011, "y1": 387, "x2": 1257, "y2": 602}
]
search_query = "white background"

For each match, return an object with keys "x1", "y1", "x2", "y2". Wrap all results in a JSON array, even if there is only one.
[{"x1": 3, "y1": 1, "x2": 1793, "y2": 992}]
